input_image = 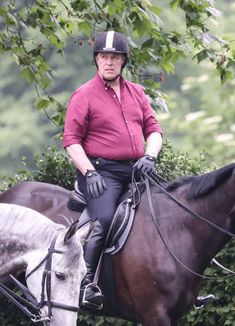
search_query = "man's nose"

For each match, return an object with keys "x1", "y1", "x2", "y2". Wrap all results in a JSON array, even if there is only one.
[{"x1": 106, "y1": 57, "x2": 113, "y2": 64}]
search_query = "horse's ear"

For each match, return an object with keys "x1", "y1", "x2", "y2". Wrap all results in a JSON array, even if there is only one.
[
  {"x1": 64, "y1": 221, "x2": 94, "y2": 245},
  {"x1": 76, "y1": 221, "x2": 94, "y2": 245},
  {"x1": 64, "y1": 220, "x2": 80, "y2": 244}
]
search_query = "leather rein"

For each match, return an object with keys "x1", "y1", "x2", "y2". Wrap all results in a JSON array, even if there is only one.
[
  {"x1": 141, "y1": 171, "x2": 235, "y2": 279},
  {"x1": 0, "y1": 233, "x2": 80, "y2": 323}
]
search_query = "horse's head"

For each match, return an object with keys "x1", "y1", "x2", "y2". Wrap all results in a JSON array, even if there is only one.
[{"x1": 24, "y1": 221, "x2": 92, "y2": 326}]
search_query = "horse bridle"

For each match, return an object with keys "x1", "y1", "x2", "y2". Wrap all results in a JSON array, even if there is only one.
[{"x1": 0, "y1": 233, "x2": 80, "y2": 323}]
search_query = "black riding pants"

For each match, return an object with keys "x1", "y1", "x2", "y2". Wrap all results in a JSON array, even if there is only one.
[{"x1": 76, "y1": 158, "x2": 135, "y2": 233}]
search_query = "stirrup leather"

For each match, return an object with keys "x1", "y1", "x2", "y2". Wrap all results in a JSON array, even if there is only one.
[{"x1": 82, "y1": 283, "x2": 103, "y2": 310}]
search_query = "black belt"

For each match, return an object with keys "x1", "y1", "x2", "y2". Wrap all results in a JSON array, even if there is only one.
[
  {"x1": 114, "y1": 159, "x2": 137, "y2": 165},
  {"x1": 89, "y1": 157, "x2": 137, "y2": 165}
]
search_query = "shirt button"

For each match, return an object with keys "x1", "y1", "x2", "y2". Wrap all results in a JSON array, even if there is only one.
[
  {"x1": 96, "y1": 160, "x2": 99, "y2": 165},
  {"x1": 113, "y1": 94, "x2": 116, "y2": 97}
]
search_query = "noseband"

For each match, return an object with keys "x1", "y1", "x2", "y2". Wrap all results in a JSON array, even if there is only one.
[{"x1": 0, "y1": 233, "x2": 80, "y2": 323}]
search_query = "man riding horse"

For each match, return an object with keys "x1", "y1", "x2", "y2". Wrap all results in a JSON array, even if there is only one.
[
  {"x1": 63, "y1": 30, "x2": 214, "y2": 312},
  {"x1": 63, "y1": 30, "x2": 163, "y2": 309}
]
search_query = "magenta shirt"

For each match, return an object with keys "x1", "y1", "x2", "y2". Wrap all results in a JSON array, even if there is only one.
[{"x1": 63, "y1": 74, "x2": 162, "y2": 161}]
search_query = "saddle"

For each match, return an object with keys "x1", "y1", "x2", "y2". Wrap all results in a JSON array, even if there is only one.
[{"x1": 67, "y1": 180, "x2": 145, "y2": 254}]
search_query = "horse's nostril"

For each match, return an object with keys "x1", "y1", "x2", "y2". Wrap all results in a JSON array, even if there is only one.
[{"x1": 55, "y1": 272, "x2": 66, "y2": 281}]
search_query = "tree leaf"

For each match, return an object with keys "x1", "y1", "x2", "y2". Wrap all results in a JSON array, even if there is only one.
[
  {"x1": 21, "y1": 68, "x2": 35, "y2": 83},
  {"x1": 170, "y1": 0, "x2": 180, "y2": 10},
  {"x1": 77, "y1": 21, "x2": 91, "y2": 36},
  {"x1": 34, "y1": 97, "x2": 51, "y2": 110}
]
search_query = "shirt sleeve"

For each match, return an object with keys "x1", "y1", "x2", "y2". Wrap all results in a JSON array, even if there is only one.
[
  {"x1": 140, "y1": 87, "x2": 163, "y2": 140},
  {"x1": 63, "y1": 89, "x2": 89, "y2": 148}
]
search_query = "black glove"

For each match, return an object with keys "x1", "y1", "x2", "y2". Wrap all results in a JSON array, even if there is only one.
[
  {"x1": 85, "y1": 170, "x2": 107, "y2": 198},
  {"x1": 134, "y1": 155, "x2": 156, "y2": 174}
]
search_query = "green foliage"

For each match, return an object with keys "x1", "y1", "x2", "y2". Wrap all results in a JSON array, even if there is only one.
[
  {"x1": 77, "y1": 314, "x2": 136, "y2": 326},
  {"x1": 0, "y1": 145, "x2": 75, "y2": 191},
  {"x1": 0, "y1": 52, "x2": 60, "y2": 177},
  {"x1": 157, "y1": 140, "x2": 208, "y2": 180},
  {"x1": 157, "y1": 1, "x2": 235, "y2": 168},
  {"x1": 181, "y1": 240, "x2": 235, "y2": 325},
  {"x1": 25, "y1": 145, "x2": 75, "y2": 189},
  {"x1": 0, "y1": 141, "x2": 207, "y2": 191},
  {"x1": 0, "y1": 0, "x2": 234, "y2": 127},
  {"x1": 1, "y1": 0, "x2": 235, "y2": 177}
]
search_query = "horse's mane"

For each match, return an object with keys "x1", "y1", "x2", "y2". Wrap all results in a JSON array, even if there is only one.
[{"x1": 166, "y1": 163, "x2": 235, "y2": 199}]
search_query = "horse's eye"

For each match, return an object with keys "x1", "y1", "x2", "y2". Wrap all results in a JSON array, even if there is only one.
[{"x1": 55, "y1": 272, "x2": 66, "y2": 281}]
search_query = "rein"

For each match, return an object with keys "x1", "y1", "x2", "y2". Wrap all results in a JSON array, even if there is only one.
[
  {"x1": 145, "y1": 172, "x2": 235, "y2": 238},
  {"x1": 0, "y1": 233, "x2": 79, "y2": 323},
  {"x1": 142, "y1": 171, "x2": 235, "y2": 279}
]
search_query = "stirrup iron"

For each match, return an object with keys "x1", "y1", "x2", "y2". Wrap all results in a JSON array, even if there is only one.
[
  {"x1": 82, "y1": 283, "x2": 103, "y2": 310},
  {"x1": 194, "y1": 294, "x2": 216, "y2": 309}
]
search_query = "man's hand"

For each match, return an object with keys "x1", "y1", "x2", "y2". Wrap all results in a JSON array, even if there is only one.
[
  {"x1": 134, "y1": 155, "x2": 156, "y2": 174},
  {"x1": 85, "y1": 170, "x2": 107, "y2": 198}
]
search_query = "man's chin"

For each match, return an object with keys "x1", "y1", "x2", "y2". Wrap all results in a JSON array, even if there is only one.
[{"x1": 104, "y1": 75, "x2": 115, "y2": 80}]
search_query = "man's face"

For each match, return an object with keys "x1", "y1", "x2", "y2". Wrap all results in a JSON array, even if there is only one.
[{"x1": 96, "y1": 52, "x2": 125, "y2": 81}]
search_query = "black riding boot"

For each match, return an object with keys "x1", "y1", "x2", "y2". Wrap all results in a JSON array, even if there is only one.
[{"x1": 80, "y1": 220, "x2": 105, "y2": 310}]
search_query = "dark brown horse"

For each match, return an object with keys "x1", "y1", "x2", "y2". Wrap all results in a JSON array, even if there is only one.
[{"x1": 1, "y1": 163, "x2": 235, "y2": 325}]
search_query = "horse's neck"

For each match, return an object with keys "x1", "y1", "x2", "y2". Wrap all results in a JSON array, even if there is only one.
[
  {"x1": 0, "y1": 232, "x2": 33, "y2": 282},
  {"x1": 0, "y1": 204, "x2": 61, "y2": 246},
  {"x1": 180, "y1": 190, "x2": 234, "y2": 265},
  {"x1": 148, "y1": 185, "x2": 234, "y2": 268}
]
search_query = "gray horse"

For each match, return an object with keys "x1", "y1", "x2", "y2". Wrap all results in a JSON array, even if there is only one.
[{"x1": 0, "y1": 203, "x2": 91, "y2": 326}]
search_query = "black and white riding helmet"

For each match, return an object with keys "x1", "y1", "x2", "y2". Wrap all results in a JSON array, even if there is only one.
[{"x1": 93, "y1": 31, "x2": 129, "y2": 69}]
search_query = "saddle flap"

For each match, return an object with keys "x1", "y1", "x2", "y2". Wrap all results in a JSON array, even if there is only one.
[
  {"x1": 105, "y1": 180, "x2": 145, "y2": 254},
  {"x1": 68, "y1": 179, "x2": 145, "y2": 254}
]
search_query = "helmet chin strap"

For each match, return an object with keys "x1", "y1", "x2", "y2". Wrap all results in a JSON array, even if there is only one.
[{"x1": 102, "y1": 73, "x2": 120, "y2": 82}]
